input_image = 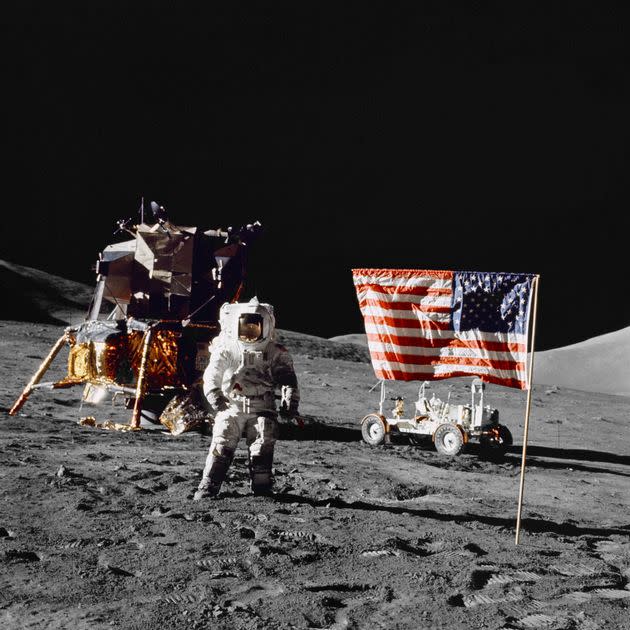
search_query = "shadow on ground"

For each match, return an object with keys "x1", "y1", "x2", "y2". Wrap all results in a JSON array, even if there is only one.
[
  {"x1": 278, "y1": 417, "x2": 361, "y2": 442},
  {"x1": 501, "y1": 453, "x2": 630, "y2": 478},
  {"x1": 272, "y1": 492, "x2": 630, "y2": 539},
  {"x1": 279, "y1": 422, "x2": 630, "y2": 478},
  {"x1": 512, "y1": 445, "x2": 630, "y2": 467}
]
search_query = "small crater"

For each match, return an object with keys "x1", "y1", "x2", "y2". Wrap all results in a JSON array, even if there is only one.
[
  {"x1": 238, "y1": 526, "x2": 256, "y2": 539},
  {"x1": 464, "y1": 543, "x2": 487, "y2": 556},
  {"x1": 384, "y1": 483, "x2": 434, "y2": 501},
  {"x1": 447, "y1": 593, "x2": 465, "y2": 607},
  {"x1": 86, "y1": 452, "x2": 113, "y2": 462},
  {"x1": 289, "y1": 550, "x2": 320, "y2": 564},
  {"x1": 470, "y1": 569, "x2": 493, "y2": 589},
  {"x1": 128, "y1": 469, "x2": 164, "y2": 481},
  {"x1": 421, "y1": 539, "x2": 448, "y2": 555}
]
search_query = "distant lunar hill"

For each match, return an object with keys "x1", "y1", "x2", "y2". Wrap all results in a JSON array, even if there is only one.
[
  {"x1": 0, "y1": 260, "x2": 93, "y2": 325},
  {"x1": 330, "y1": 330, "x2": 630, "y2": 397},
  {"x1": 534, "y1": 327, "x2": 630, "y2": 396},
  {"x1": 276, "y1": 330, "x2": 370, "y2": 363},
  {"x1": 330, "y1": 333, "x2": 369, "y2": 348}
]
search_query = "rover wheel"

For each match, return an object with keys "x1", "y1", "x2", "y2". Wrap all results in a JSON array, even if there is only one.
[
  {"x1": 361, "y1": 414, "x2": 387, "y2": 446},
  {"x1": 479, "y1": 425, "x2": 512, "y2": 460},
  {"x1": 433, "y1": 423, "x2": 465, "y2": 456},
  {"x1": 500, "y1": 425, "x2": 513, "y2": 446}
]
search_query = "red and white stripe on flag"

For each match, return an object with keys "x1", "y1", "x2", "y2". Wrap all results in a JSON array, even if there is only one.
[{"x1": 352, "y1": 268, "x2": 530, "y2": 389}]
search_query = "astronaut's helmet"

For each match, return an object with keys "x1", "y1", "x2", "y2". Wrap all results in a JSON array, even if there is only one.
[{"x1": 219, "y1": 297, "x2": 275, "y2": 350}]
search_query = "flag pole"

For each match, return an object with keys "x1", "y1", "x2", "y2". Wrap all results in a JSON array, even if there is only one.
[{"x1": 515, "y1": 274, "x2": 540, "y2": 545}]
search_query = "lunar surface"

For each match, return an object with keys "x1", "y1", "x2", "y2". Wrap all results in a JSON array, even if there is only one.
[{"x1": 1, "y1": 263, "x2": 630, "y2": 629}]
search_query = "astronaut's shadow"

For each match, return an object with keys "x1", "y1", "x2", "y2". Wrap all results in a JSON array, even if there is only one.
[
  {"x1": 272, "y1": 492, "x2": 630, "y2": 540},
  {"x1": 278, "y1": 419, "x2": 361, "y2": 443}
]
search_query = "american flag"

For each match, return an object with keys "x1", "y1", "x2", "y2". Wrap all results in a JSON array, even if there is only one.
[{"x1": 352, "y1": 268, "x2": 536, "y2": 390}]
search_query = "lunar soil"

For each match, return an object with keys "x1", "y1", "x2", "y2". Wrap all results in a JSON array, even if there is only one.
[{"x1": 1, "y1": 321, "x2": 630, "y2": 629}]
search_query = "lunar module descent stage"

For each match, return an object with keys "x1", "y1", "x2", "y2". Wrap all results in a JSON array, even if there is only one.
[{"x1": 9, "y1": 202, "x2": 261, "y2": 433}]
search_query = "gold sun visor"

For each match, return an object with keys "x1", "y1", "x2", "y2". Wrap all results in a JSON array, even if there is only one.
[{"x1": 238, "y1": 313, "x2": 264, "y2": 343}]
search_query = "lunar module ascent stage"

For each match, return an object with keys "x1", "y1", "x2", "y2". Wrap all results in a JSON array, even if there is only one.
[{"x1": 10, "y1": 203, "x2": 261, "y2": 432}]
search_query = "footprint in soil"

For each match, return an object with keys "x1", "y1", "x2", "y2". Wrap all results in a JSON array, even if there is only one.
[
  {"x1": 414, "y1": 538, "x2": 486, "y2": 559},
  {"x1": 128, "y1": 469, "x2": 164, "y2": 481},
  {"x1": 468, "y1": 567, "x2": 543, "y2": 590},
  {"x1": 85, "y1": 452, "x2": 113, "y2": 462},
  {"x1": 3, "y1": 550, "x2": 41, "y2": 562},
  {"x1": 289, "y1": 549, "x2": 320, "y2": 564},
  {"x1": 272, "y1": 530, "x2": 323, "y2": 543},
  {"x1": 164, "y1": 473, "x2": 187, "y2": 485},
  {"x1": 367, "y1": 537, "x2": 431, "y2": 558},
  {"x1": 127, "y1": 485, "x2": 154, "y2": 496},
  {"x1": 197, "y1": 556, "x2": 251, "y2": 573},
  {"x1": 223, "y1": 581, "x2": 285, "y2": 606},
  {"x1": 382, "y1": 482, "x2": 437, "y2": 501},
  {"x1": 59, "y1": 539, "x2": 90, "y2": 549},
  {"x1": 162, "y1": 593, "x2": 201, "y2": 605},
  {"x1": 302, "y1": 584, "x2": 388, "y2": 629}
]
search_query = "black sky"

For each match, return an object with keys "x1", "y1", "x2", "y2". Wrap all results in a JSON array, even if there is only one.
[{"x1": 2, "y1": 4, "x2": 628, "y2": 349}]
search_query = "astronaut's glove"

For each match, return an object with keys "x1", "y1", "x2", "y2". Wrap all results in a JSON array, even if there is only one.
[{"x1": 207, "y1": 389, "x2": 230, "y2": 412}]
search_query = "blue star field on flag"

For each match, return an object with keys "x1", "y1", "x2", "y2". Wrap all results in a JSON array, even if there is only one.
[{"x1": 452, "y1": 272, "x2": 534, "y2": 335}]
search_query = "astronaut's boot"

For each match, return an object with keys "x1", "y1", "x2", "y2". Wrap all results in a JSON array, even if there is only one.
[
  {"x1": 249, "y1": 450, "x2": 274, "y2": 496},
  {"x1": 193, "y1": 450, "x2": 234, "y2": 501}
]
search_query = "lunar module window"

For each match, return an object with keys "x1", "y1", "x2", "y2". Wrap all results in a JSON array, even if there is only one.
[{"x1": 238, "y1": 314, "x2": 264, "y2": 343}]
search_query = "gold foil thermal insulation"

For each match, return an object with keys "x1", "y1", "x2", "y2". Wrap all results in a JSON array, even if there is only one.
[
  {"x1": 66, "y1": 342, "x2": 95, "y2": 383},
  {"x1": 79, "y1": 416, "x2": 140, "y2": 432},
  {"x1": 159, "y1": 387, "x2": 210, "y2": 435},
  {"x1": 67, "y1": 338, "x2": 127, "y2": 386},
  {"x1": 127, "y1": 329, "x2": 182, "y2": 389},
  {"x1": 93, "y1": 338, "x2": 127, "y2": 383},
  {"x1": 66, "y1": 328, "x2": 182, "y2": 389}
]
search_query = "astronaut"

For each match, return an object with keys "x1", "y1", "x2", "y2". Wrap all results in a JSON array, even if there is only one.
[{"x1": 194, "y1": 298, "x2": 299, "y2": 500}]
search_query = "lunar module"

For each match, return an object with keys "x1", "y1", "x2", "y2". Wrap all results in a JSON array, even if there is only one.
[
  {"x1": 9, "y1": 201, "x2": 261, "y2": 433},
  {"x1": 361, "y1": 379, "x2": 513, "y2": 458}
]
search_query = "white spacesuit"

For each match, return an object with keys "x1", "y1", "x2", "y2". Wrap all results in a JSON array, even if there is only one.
[{"x1": 194, "y1": 298, "x2": 299, "y2": 499}]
